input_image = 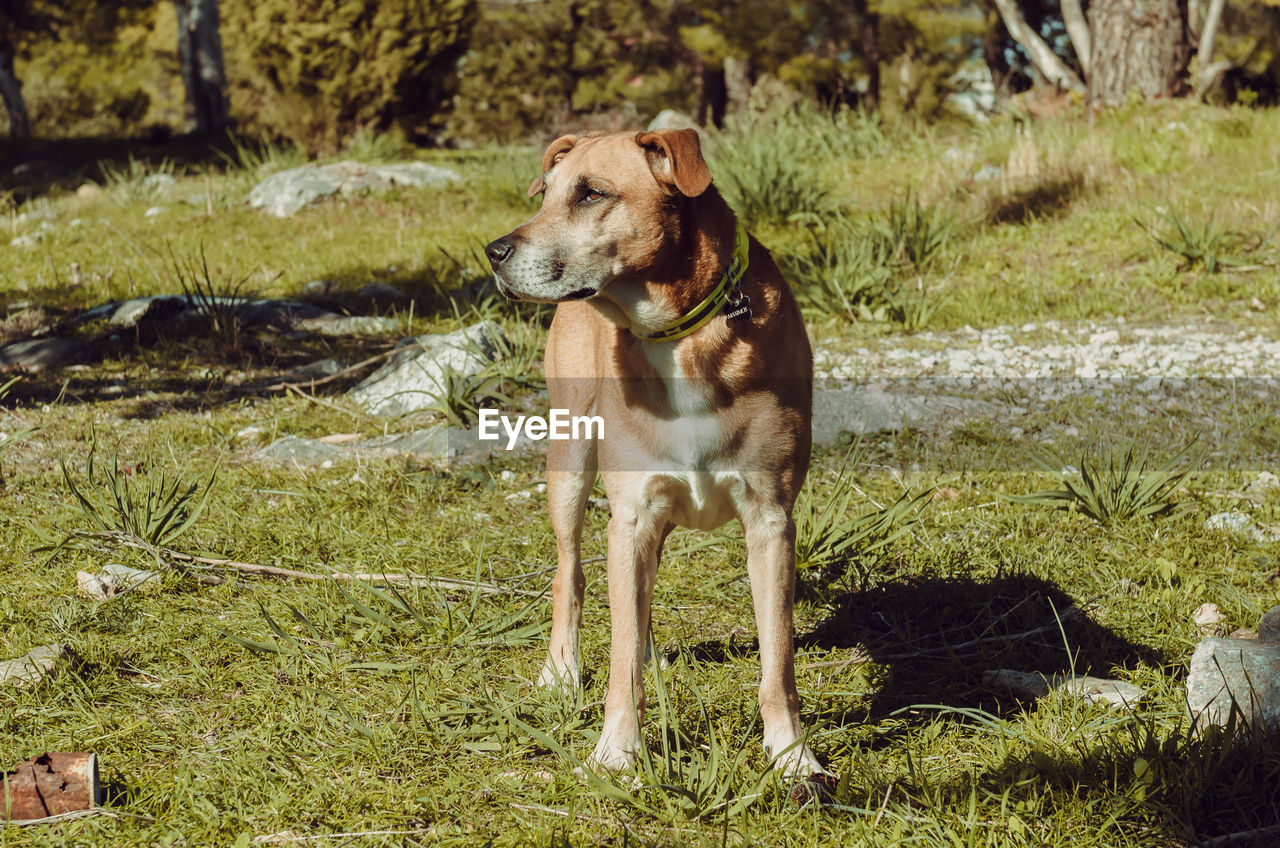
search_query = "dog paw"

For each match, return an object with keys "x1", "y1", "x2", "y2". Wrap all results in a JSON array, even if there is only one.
[
  {"x1": 537, "y1": 659, "x2": 580, "y2": 692},
  {"x1": 587, "y1": 738, "x2": 639, "y2": 773}
]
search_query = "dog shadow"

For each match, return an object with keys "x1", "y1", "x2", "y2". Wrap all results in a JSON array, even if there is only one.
[{"x1": 797, "y1": 572, "x2": 1164, "y2": 723}]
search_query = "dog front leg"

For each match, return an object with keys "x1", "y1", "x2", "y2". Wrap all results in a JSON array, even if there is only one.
[
  {"x1": 589, "y1": 504, "x2": 665, "y2": 772},
  {"x1": 744, "y1": 513, "x2": 825, "y2": 778},
  {"x1": 540, "y1": 438, "x2": 598, "y2": 691}
]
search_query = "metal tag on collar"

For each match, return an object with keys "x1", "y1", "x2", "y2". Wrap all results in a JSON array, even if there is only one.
[{"x1": 725, "y1": 288, "x2": 752, "y2": 323}]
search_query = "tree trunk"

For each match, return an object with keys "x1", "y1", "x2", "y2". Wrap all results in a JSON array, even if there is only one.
[
  {"x1": 991, "y1": 0, "x2": 1086, "y2": 91},
  {"x1": 0, "y1": 38, "x2": 29, "y2": 137},
  {"x1": 852, "y1": 0, "x2": 881, "y2": 113},
  {"x1": 174, "y1": 0, "x2": 227, "y2": 135},
  {"x1": 724, "y1": 55, "x2": 752, "y2": 120},
  {"x1": 1086, "y1": 0, "x2": 1189, "y2": 106},
  {"x1": 699, "y1": 61, "x2": 727, "y2": 128}
]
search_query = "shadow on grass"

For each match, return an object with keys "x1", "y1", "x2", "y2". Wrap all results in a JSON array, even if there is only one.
[
  {"x1": 798, "y1": 572, "x2": 1164, "y2": 721},
  {"x1": 985, "y1": 171, "x2": 1089, "y2": 226}
]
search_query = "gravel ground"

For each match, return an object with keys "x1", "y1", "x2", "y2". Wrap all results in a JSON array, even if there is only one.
[{"x1": 817, "y1": 319, "x2": 1280, "y2": 383}]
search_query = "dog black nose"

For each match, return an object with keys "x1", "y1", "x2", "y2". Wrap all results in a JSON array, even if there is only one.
[{"x1": 485, "y1": 237, "x2": 515, "y2": 267}]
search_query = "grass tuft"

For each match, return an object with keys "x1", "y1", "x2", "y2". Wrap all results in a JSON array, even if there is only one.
[
  {"x1": 1006, "y1": 441, "x2": 1197, "y2": 524},
  {"x1": 59, "y1": 439, "x2": 218, "y2": 552}
]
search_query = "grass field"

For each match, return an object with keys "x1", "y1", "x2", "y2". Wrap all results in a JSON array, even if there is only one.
[{"x1": 2, "y1": 101, "x2": 1280, "y2": 846}]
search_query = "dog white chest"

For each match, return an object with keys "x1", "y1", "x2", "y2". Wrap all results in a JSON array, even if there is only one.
[{"x1": 637, "y1": 342, "x2": 744, "y2": 530}]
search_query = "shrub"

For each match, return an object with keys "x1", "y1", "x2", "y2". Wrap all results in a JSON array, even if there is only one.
[{"x1": 223, "y1": 0, "x2": 478, "y2": 154}]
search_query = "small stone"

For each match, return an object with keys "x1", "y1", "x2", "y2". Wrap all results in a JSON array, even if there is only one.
[
  {"x1": 500, "y1": 470, "x2": 516, "y2": 483},
  {"x1": 1206, "y1": 511, "x2": 1277, "y2": 543},
  {"x1": 984, "y1": 669, "x2": 1145, "y2": 708},
  {"x1": 9, "y1": 233, "x2": 42, "y2": 248},
  {"x1": 302, "y1": 280, "x2": 337, "y2": 297},
  {"x1": 290, "y1": 358, "x2": 345, "y2": 381},
  {"x1": 76, "y1": 184, "x2": 103, "y2": 199},
  {"x1": 973, "y1": 165, "x2": 1004, "y2": 182},
  {"x1": 142, "y1": 173, "x2": 176, "y2": 191},
  {"x1": 1246, "y1": 472, "x2": 1279, "y2": 495},
  {"x1": 1193, "y1": 602, "x2": 1225, "y2": 636},
  {"x1": 77, "y1": 563, "x2": 162, "y2": 599},
  {"x1": 144, "y1": 206, "x2": 166, "y2": 218},
  {"x1": 0, "y1": 644, "x2": 74, "y2": 688}
]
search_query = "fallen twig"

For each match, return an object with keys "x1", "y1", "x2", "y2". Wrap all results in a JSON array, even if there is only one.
[
  {"x1": 252, "y1": 827, "x2": 436, "y2": 844},
  {"x1": 282, "y1": 384, "x2": 362, "y2": 420},
  {"x1": 80, "y1": 532, "x2": 544, "y2": 597}
]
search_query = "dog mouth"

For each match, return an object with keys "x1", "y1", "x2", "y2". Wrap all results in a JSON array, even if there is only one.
[{"x1": 563, "y1": 287, "x2": 597, "y2": 301}]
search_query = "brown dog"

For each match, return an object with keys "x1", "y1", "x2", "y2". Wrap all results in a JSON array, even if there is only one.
[{"x1": 485, "y1": 129, "x2": 823, "y2": 779}]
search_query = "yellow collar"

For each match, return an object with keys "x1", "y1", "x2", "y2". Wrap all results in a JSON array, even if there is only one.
[{"x1": 635, "y1": 220, "x2": 750, "y2": 343}]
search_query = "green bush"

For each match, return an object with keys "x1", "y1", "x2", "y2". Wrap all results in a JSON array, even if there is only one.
[{"x1": 223, "y1": 0, "x2": 478, "y2": 154}]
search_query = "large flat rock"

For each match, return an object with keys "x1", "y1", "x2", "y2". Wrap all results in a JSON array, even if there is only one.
[
  {"x1": 247, "y1": 161, "x2": 462, "y2": 218},
  {"x1": 350, "y1": 321, "x2": 507, "y2": 418},
  {"x1": 1187, "y1": 605, "x2": 1280, "y2": 733}
]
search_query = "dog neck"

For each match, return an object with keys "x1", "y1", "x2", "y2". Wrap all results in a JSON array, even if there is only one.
[{"x1": 591, "y1": 188, "x2": 738, "y2": 343}]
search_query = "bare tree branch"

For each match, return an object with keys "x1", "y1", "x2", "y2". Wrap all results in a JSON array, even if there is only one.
[
  {"x1": 1060, "y1": 0, "x2": 1093, "y2": 77},
  {"x1": 1197, "y1": 0, "x2": 1226, "y2": 68},
  {"x1": 991, "y1": 0, "x2": 1086, "y2": 92}
]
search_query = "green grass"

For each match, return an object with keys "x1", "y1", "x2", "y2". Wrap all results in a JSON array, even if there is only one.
[{"x1": 1, "y1": 102, "x2": 1280, "y2": 846}]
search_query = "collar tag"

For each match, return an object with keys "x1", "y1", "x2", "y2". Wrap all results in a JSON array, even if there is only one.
[{"x1": 725, "y1": 293, "x2": 752, "y2": 322}]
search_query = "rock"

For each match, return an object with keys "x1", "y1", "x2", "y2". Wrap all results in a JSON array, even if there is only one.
[
  {"x1": 1205, "y1": 511, "x2": 1278, "y2": 543},
  {"x1": 144, "y1": 205, "x2": 166, "y2": 218},
  {"x1": 76, "y1": 184, "x2": 103, "y2": 199},
  {"x1": 290, "y1": 358, "x2": 345, "y2": 381},
  {"x1": 76, "y1": 564, "x2": 162, "y2": 600},
  {"x1": 973, "y1": 165, "x2": 1004, "y2": 182},
  {"x1": 0, "y1": 338, "x2": 89, "y2": 371},
  {"x1": 297, "y1": 315, "x2": 399, "y2": 336},
  {"x1": 941, "y1": 147, "x2": 976, "y2": 170},
  {"x1": 811, "y1": 386, "x2": 997, "y2": 446},
  {"x1": 83, "y1": 295, "x2": 338, "y2": 332},
  {"x1": 354, "y1": 282, "x2": 408, "y2": 304},
  {"x1": 252, "y1": 435, "x2": 348, "y2": 467},
  {"x1": 646, "y1": 109, "x2": 703, "y2": 136},
  {"x1": 1246, "y1": 472, "x2": 1280, "y2": 495},
  {"x1": 360, "y1": 426, "x2": 452, "y2": 457},
  {"x1": 1194, "y1": 602, "x2": 1225, "y2": 637},
  {"x1": 302, "y1": 280, "x2": 337, "y2": 297},
  {"x1": 246, "y1": 160, "x2": 461, "y2": 218},
  {"x1": 9, "y1": 233, "x2": 42, "y2": 248},
  {"x1": 142, "y1": 173, "x2": 176, "y2": 191},
  {"x1": 1187, "y1": 605, "x2": 1280, "y2": 733},
  {"x1": 0, "y1": 644, "x2": 74, "y2": 688},
  {"x1": 984, "y1": 669, "x2": 1145, "y2": 708},
  {"x1": 350, "y1": 321, "x2": 507, "y2": 418}
]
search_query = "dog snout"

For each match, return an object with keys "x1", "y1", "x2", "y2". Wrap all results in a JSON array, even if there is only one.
[{"x1": 485, "y1": 236, "x2": 516, "y2": 269}]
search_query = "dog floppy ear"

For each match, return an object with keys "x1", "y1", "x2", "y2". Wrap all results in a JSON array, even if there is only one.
[
  {"x1": 635, "y1": 129, "x2": 711, "y2": 197},
  {"x1": 527, "y1": 135, "x2": 578, "y2": 197}
]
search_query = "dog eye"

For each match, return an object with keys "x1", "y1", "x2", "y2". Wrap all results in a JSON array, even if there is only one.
[{"x1": 581, "y1": 189, "x2": 605, "y2": 204}]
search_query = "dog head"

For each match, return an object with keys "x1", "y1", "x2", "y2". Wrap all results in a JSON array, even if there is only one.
[{"x1": 485, "y1": 129, "x2": 712, "y2": 303}]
